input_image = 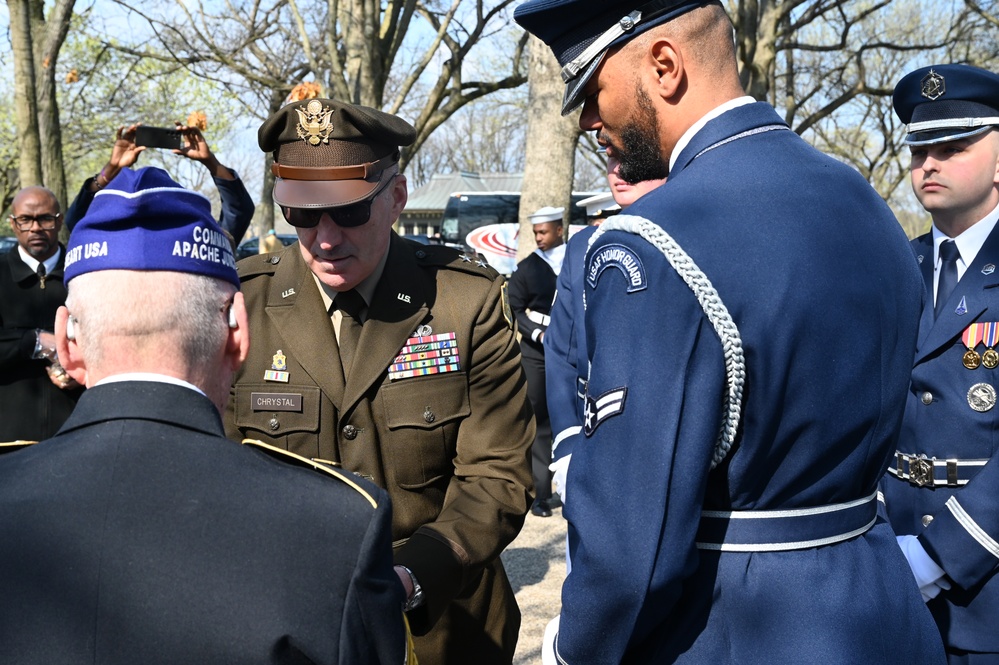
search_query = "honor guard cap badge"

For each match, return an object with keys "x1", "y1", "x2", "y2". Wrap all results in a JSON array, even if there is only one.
[{"x1": 920, "y1": 69, "x2": 946, "y2": 101}]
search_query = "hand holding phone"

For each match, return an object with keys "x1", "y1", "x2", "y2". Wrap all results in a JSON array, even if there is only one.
[{"x1": 134, "y1": 126, "x2": 183, "y2": 150}]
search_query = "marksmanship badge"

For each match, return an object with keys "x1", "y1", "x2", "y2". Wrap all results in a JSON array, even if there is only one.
[
  {"x1": 921, "y1": 69, "x2": 946, "y2": 101},
  {"x1": 295, "y1": 99, "x2": 334, "y2": 145}
]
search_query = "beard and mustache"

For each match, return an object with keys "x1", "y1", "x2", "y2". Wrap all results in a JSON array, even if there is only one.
[{"x1": 603, "y1": 87, "x2": 670, "y2": 185}]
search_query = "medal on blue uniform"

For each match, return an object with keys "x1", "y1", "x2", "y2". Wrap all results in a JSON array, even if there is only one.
[
  {"x1": 983, "y1": 322, "x2": 999, "y2": 369},
  {"x1": 963, "y1": 323, "x2": 983, "y2": 369}
]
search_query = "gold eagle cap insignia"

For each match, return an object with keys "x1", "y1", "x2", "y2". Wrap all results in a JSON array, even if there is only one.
[{"x1": 295, "y1": 99, "x2": 334, "y2": 146}]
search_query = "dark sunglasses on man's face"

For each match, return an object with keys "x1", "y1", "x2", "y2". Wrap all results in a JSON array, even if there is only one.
[
  {"x1": 282, "y1": 199, "x2": 374, "y2": 229},
  {"x1": 281, "y1": 174, "x2": 397, "y2": 229}
]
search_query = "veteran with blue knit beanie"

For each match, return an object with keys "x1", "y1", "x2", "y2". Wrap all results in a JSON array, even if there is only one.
[
  {"x1": 884, "y1": 63, "x2": 999, "y2": 664},
  {"x1": 0, "y1": 166, "x2": 413, "y2": 665},
  {"x1": 515, "y1": 0, "x2": 945, "y2": 663}
]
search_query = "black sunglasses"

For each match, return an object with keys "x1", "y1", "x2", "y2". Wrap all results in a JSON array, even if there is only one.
[{"x1": 282, "y1": 174, "x2": 398, "y2": 229}]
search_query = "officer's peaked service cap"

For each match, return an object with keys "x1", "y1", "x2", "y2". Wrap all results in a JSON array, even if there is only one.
[
  {"x1": 514, "y1": 0, "x2": 713, "y2": 116},
  {"x1": 259, "y1": 97, "x2": 416, "y2": 208},
  {"x1": 894, "y1": 64, "x2": 999, "y2": 146},
  {"x1": 64, "y1": 166, "x2": 239, "y2": 287}
]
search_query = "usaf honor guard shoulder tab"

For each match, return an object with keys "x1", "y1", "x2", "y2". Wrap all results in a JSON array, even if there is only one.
[
  {"x1": 241, "y1": 438, "x2": 379, "y2": 508},
  {"x1": 0, "y1": 440, "x2": 37, "y2": 455},
  {"x1": 586, "y1": 242, "x2": 648, "y2": 293}
]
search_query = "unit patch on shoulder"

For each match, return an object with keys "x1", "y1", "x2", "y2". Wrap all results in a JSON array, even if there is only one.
[
  {"x1": 586, "y1": 243, "x2": 647, "y2": 293},
  {"x1": 583, "y1": 387, "x2": 628, "y2": 436}
]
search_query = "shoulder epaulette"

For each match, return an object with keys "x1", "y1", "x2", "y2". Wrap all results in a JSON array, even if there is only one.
[
  {"x1": 411, "y1": 243, "x2": 500, "y2": 279},
  {"x1": 241, "y1": 438, "x2": 377, "y2": 508},
  {"x1": 237, "y1": 252, "x2": 283, "y2": 280},
  {"x1": 0, "y1": 440, "x2": 37, "y2": 455}
]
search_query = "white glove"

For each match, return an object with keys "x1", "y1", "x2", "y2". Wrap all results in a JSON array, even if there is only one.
[
  {"x1": 542, "y1": 615, "x2": 560, "y2": 665},
  {"x1": 549, "y1": 454, "x2": 571, "y2": 503},
  {"x1": 897, "y1": 534, "x2": 951, "y2": 602}
]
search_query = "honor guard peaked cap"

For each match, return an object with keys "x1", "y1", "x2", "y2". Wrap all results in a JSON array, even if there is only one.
[
  {"x1": 64, "y1": 167, "x2": 239, "y2": 287},
  {"x1": 577, "y1": 192, "x2": 621, "y2": 218},
  {"x1": 514, "y1": 0, "x2": 713, "y2": 115},
  {"x1": 529, "y1": 206, "x2": 565, "y2": 224},
  {"x1": 258, "y1": 97, "x2": 416, "y2": 208},
  {"x1": 893, "y1": 64, "x2": 999, "y2": 146}
]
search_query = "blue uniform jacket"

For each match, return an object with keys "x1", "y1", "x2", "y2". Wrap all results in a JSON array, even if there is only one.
[
  {"x1": 554, "y1": 102, "x2": 945, "y2": 664},
  {"x1": 545, "y1": 225, "x2": 595, "y2": 449},
  {"x1": 0, "y1": 382, "x2": 406, "y2": 664},
  {"x1": 883, "y1": 226, "x2": 999, "y2": 654}
]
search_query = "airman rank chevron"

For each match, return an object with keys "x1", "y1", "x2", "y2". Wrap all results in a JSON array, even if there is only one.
[
  {"x1": 583, "y1": 386, "x2": 627, "y2": 436},
  {"x1": 587, "y1": 243, "x2": 647, "y2": 293},
  {"x1": 389, "y1": 331, "x2": 461, "y2": 380}
]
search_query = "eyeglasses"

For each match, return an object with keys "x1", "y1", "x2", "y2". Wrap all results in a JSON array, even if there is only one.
[
  {"x1": 281, "y1": 174, "x2": 398, "y2": 229},
  {"x1": 9, "y1": 213, "x2": 61, "y2": 231}
]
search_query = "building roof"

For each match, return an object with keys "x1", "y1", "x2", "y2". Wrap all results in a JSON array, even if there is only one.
[{"x1": 404, "y1": 171, "x2": 524, "y2": 212}]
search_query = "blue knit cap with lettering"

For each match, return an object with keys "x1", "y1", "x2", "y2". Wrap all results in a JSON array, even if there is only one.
[{"x1": 63, "y1": 167, "x2": 239, "y2": 287}]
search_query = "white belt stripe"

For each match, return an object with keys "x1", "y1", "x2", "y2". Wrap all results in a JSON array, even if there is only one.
[
  {"x1": 945, "y1": 496, "x2": 999, "y2": 560},
  {"x1": 701, "y1": 490, "x2": 878, "y2": 520},
  {"x1": 695, "y1": 517, "x2": 877, "y2": 552}
]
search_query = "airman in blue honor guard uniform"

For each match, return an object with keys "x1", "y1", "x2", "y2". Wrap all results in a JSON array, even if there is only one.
[
  {"x1": 516, "y1": 1, "x2": 946, "y2": 663},
  {"x1": 884, "y1": 63, "x2": 999, "y2": 664}
]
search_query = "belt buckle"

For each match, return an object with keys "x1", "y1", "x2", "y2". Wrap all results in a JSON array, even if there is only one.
[{"x1": 909, "y1": 455, "x2": 934, "y2": 488}]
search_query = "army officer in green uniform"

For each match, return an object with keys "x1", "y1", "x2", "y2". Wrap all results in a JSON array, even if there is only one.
[{"x1": 226, "y1": 98, "x2": 535, "y2": 665}]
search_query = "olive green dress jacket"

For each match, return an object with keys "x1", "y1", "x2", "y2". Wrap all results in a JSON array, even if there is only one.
[{"x1": 226, "y1": 233, "x2": 535, "y2": 664}]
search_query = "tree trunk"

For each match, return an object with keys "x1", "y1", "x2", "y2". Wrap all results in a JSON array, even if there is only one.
[
  {"x1": 7, "y1": 0, "x2": 76, "y2": 208},
  {"x1": 518, "y1": 36, "x2": 580, "y2": 262},
  {"x1": 8, "y1": 0, "x2": 43, "y2": 189},
  {"x1": 36, "y1": 0, "x2": 76, "y2": 208}
]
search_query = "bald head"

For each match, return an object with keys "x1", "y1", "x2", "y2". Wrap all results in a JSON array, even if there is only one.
[{"x1": 10, "y1": 186, "x2": 62, "y2": 261}]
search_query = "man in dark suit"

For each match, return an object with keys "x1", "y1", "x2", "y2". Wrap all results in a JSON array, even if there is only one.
[
  {"x1": 0, "y1": 167, "x2": 411, "y2": 665},
  {"x1": 885, "y1": 63, "x2": 999, "y2": 663},
  {"x1": 0, "y1": 186, "x2": 83, "y2": 441},
  {"x1": 517, "y1": 1, "x2": 945, "y2": 663},
  {"x1": 227, "y1": 98, "x2": 534, "y2": 664},
  {"x1": 509, "y1": 205, "x2": 566, "y2": 517}
]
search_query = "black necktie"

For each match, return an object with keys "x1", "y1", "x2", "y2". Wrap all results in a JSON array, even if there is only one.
[
  {"x1": 336, "y1": 289, "x2": 365, "y2": 376},
  {"x1": 36, "y1": 263, "x2": 46, "y2": 290},
  {"x1": 936, "y1": 239, "x2": 960, "y2": 319}
]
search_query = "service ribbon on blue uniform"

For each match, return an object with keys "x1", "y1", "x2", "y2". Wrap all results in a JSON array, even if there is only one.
[{"x1": 389, "y1": 332, "x2": 461, "y2": 380}]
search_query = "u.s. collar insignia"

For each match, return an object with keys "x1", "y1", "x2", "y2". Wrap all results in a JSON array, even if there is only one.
[
  {"x1": 295, "y1": 99, "x2": 334, "y2": 146},
  {"x1": 271, "y1": 350, "x2": 287, "y2": 371},
  {"x1": 920, "y1": 69, "x2": 946, "y2": 101},
  {"x1": 983, "y1": 264, "x2": 995, "y2": 275},
  {"x1": 956, "y1": 295, "x2": 968, "y2": 316},
  {"x1": 917, "y1": 254, "x2": 924, "y2": 264}
]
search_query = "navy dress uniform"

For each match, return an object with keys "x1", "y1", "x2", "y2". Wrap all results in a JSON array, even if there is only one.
[
  {"x1": 508, "y1": 206, "x2": 566, "y2": 516},
  {"x1": 227, "y1": 98, "x2": 534, "y2": 664},
  {"x1": 0, "y1": 167, "x2": 411, "y2": 665},
  {"x1": 517, "y1": 1, "x2": 946, "y2": 663},
  {"x1": 883, "y1": 64, "x2": 999, "y2": 662}
]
